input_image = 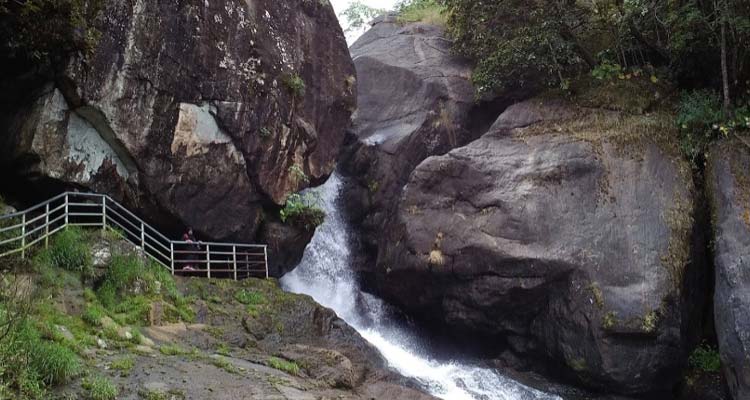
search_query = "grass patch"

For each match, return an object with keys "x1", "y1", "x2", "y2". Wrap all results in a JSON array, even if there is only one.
[
  {"x1": 268, "y1": 357, "x2": 300, "y2": 376},
  {"x1": 43, "y1": 227, "x2": 92, "y2": 274},
  {"x1": 82, "y1": 375, "x2": 118, "y2": 400},
  {"x1": 159, "y1": 344, "x2": 190, "y2": 356},
  {"x1": 234, "y1": 289, "x2": 265, "y2": 305},
  {"x1": 109, "y1": 356, "x2": 135, "y2": 374}
]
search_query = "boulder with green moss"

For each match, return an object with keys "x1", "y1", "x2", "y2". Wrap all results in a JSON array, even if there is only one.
[{"x1": 375, "y1": 96, "x2": 707, "y2": 396}]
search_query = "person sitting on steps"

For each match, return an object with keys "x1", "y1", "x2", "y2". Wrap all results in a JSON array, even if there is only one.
[{"x1": 181, "y1": 227, "x2": 200, "y2": 272}]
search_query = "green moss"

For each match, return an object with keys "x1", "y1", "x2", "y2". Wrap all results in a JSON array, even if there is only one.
[
  {"x1": 602, "y1": 311, "x2": 618, "y2": 330},
  {"x1": 588, "y1": 283, "x2": 604, "y2": 309},
  {"x1": 641, "y1": 310, "x2": 659, "y2": 333},
  {"x1": 569, "y1": 357, "x2": 587, "y2": 372}
]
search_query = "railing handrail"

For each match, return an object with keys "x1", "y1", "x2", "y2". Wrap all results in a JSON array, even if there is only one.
[{"x1": 0, "y1": 191, "x2": 269, "y2": 280}]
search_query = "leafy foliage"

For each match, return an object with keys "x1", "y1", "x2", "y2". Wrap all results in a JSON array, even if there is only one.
[
  {"x1": 689, "y1": 343, "x2": 721, "y2": 373},
  {"x1": 282, "y1": 73, "x2": 306, "y2": 97},
  {"x1": 340, "y1": 1, "x2": 385, "y2": 33},
  {"x1": 279, "y1": 193, "x2": 325, "y2": 231},
  {"x1": 677, "y1": 90, "x2": 750, "y2": 167},
  {"x1": 396, "y1": 0, "x2": 445, "y2": 25},
  {"x1": 0, "y1": 0, "x2": 103, "y2": 64}
]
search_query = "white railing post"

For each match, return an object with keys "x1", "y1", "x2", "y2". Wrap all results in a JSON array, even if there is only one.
[
  {"x1": 44, "y1": 203, "x2": 50, "y2": 249},
  {"x1": 140, "y1": 222, "x2": 145, "y2": 249},
  {"x1": 264, "y1": 246, "x2": 269, "y2": 279},
  {"x1": 102, "y1": 196, "x2": 107, "y2": 230},
  {"x1": 20, "y1": 213, "x2": 26, "y2": 259},
  {"x1": 64, "y1": 194, "x2": 69, "y2": 226},
  {"x1": 206, "y1": 244, "x2": 211, "y2": 279},
  {"x1": 232, "y1": 246, "x2": 237, "y2": 281},
  {"x1": 170, "y1": 242, "x2": 175, "y2": 275}
]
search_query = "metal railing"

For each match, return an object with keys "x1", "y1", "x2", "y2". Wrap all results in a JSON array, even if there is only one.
[{"x1": 0, "y1": 192, "x2": 268, "y2": 280}]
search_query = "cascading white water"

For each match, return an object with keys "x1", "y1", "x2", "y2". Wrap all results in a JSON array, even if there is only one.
[{"x1": 281, "y1": 173, "x2": 560, "y2": 400}]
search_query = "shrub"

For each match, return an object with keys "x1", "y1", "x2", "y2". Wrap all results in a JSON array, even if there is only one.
[
  {"x1": 48, "y1": 227, "x2": 92, "y2": 273},
  {"x1": 689, "y1": 343, "x2": 721, "y2": 373},
  {"x1": 268, "y1": 357, "x2": 300, "y2": 375},
  {"x1": 279, "y1": 193, "x2": 325, "y2": 231},
  {"x1": 82, "y1": 375, "x2": 118, "y2": 400},
  {"x1": 282, "y1": 73, "x2": 306, "y2": 97},
  {"x1": 677, "y1": 90, "x2": 725, "y2": 165}
]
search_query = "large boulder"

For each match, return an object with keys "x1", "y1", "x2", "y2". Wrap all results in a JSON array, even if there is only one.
[
  {"x1": 708, "y1": 140, "x2": 750, "y2": 400},
  {"x1": 375, "y1": 99, "x2": 707, "y2": 395},
  {"x1": 340, "y1": 15, "x2": 512, "y2": 266},
  {"x1": 0, "y1": 0, "x2": 355, "y2": 242}
]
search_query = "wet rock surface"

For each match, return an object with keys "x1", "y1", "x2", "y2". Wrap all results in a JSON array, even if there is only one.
[{"x1": 708, "y1": 140, "x2": 750, "y2": 400}]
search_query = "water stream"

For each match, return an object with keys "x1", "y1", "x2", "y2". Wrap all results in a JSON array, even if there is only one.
[{"x1": 280, "y1": 173, "x2": 560, "y2": 400}]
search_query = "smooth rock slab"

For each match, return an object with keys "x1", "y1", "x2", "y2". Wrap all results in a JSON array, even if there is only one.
[
  {"x1": 377, "y1": 101, "x2": 705, "y2": 395},
  {"x1": 708, "y1": 140, "x2": 750, "y2": 400}
]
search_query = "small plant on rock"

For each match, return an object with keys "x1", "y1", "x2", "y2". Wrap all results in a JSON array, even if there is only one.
[
  {"x1": 282, "y1": 73, "x2": 306, "y2": 97},
  {"x1": 689, "y1": 343, "x2": 721, "y2": 373},
  {"x1": 268, "y1": 357, "x2": 300, "y2": 375},
  {"x1": 280, "y1": 193, "x2": 325, "y2": 231}
]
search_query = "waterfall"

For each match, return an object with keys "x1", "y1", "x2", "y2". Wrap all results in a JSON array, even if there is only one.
[{"x1": 280, "y1": 173, "x2": 560, "y2": 400}]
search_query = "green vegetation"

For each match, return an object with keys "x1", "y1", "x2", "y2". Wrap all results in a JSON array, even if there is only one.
[
  {"x1": 0, "y1": 228, "x2": 198, "y2": 398},
  {"x1": 268, "y1": 357, "x2": 300, "y2": 376},
  {"x1": 689, "y1": 343, "x2": 722, "y2": 373},
  {"x1": 109, "y1": 356, "x2": 135, "y2": 374},
  {"x1": 37, "y1": 227, "x2": 92, "y2": 275},
  {"x1": 81, "y1": 375, "x2": 118, "y2": 400},
  {"x1": 96, "y1": 254, "x2": 193, "y2": 324},
  {"x1": 288, "y1": 164, "x2": 310, "y2": 184},
  {"x1": 282, "y1": 73, "x2": 306, "y2": 97},
  {"x1": 234, "y1": 289, "x2": 265, "y2": 305},
  {"x1": 677, "y1": 90, "x2": 750, "y2": 167},
  {"x1": 159, "y1": 344, "x2": 190, "y2": 356},
  {"x1": 0, "y1": 0, "x2": 103, "y2": 64},
  {"x1": 280, "y1": 193, "x2": 326, "y2": 231},
  {"x1": 396, "y1": 0, "x2": 445, "y2": 25},
  {"x1": 602, "y1": 311, "x2": 618, "y2": 330},
  {"x1": 339, "y1": 1, "x2": 386, "y2": 33}
]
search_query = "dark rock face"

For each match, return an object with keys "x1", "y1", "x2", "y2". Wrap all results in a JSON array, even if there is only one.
[
  {"x1": 0, "y1": 0, "x2": 355, "y2": 243},
  {"x1": 708, "y1": 141, "x2": 750, "y2": 400},
  {"x1": 340, "y1": 16, "x2": 510, "y2": 268},
  {"x1": 375, "y1": 100, "x2": 705, "y2": 395}
]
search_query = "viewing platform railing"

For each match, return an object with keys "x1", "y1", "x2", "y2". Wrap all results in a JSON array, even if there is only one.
[{"x1": 0, "y1": 192, "x2": 268, "y2": 280}]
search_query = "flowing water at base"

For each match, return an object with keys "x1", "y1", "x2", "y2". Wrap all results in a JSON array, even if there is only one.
[{"x1": 280, "y1": 173, "x2": 560, "y2": 400}]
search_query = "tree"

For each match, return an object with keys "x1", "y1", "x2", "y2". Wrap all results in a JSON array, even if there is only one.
[
  {"x1": 442, "y1": 0, "x2": 598, "y2": 95},
  {"x1": 340, "y1": 1, "x2": 386, "y2": 34}
]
